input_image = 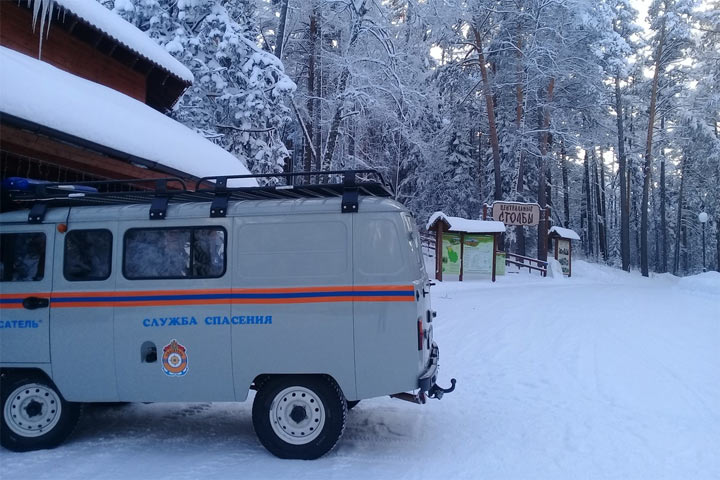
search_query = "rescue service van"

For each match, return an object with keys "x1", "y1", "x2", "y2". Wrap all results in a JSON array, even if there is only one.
[{"x1": 0, "y1": 171, "x2": 454, "y2": 459}]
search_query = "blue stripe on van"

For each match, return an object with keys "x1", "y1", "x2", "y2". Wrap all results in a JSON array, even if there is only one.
[
  {"x1": 49, "y1": 290, "x2": 414, "y2": 303},
  {"x1": 0, "y1": 298, "x2": 23, "y2": 304}
]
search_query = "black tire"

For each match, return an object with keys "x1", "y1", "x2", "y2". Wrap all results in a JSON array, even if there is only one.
[
  {"x1": 346, "y1": 400, "x2": 360, "y2": 411},
  {"x1": 252, "y1": 375, "x2": 347, "y2": 459},
  {"x1": 0, "y1": 374, "x2": 81, "y2": 452}
]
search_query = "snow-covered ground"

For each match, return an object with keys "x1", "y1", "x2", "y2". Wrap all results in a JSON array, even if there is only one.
[{"x1": 2, "y1": 261, "x2": 718, "y2": 479}]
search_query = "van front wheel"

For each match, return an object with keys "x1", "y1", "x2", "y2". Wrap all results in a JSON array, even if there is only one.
[
  {"x1": 252, "y1": 375, "x2": 347, "y2": 459},
  {"x1": 0, "y1": 374, "x2": 81, "y2": 451}
]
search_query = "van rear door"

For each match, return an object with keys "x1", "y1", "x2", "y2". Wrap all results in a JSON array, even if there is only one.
[
  {"x1": 401, "y1": 212, "x2": 433, "y2": 369},
  {"x1": 352, "y1": 213, "x2": 421, "y2": 399},
  {"x1": 0, "y1": 224, "x2": 54, "y2": 364}
]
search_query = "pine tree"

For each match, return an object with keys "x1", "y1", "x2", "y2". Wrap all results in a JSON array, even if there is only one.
[{"x1": 112, "y1": 0, "x2": 296, "y2": 179}]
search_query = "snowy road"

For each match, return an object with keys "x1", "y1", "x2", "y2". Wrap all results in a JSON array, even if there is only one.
[{"x1": 2, "y1": 262, "x2": 719, "y2": 479}]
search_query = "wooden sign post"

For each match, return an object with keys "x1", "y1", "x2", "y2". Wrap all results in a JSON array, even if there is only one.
[{"x1": 548, "y1": 226, "x2": 580, "y2": 277}]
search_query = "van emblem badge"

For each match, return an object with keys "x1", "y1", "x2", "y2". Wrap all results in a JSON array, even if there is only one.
[{"x1": 161, "y1": 339, "x2": 188, "y2": 377}]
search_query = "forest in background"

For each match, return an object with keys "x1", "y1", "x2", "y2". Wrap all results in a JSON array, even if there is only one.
[{"x1": 105, "y1": 0, "x2": 719, "y2": 276}]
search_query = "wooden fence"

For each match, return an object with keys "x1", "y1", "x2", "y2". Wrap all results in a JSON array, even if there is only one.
[{"x1": 505, "y1": 252, "x2": 548, "y2": 277}]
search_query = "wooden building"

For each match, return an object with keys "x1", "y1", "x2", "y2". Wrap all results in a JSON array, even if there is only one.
[
  {"x1": 0, "y1": 0, "x2": 252, "y2": 194},
  {"x1": 427, "y1": 212, "x2": 506, "y2": 282}
]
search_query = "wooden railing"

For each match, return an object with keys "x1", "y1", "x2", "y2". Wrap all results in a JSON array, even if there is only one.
[
  {"x1": 505, "y1": 252, "x2": 548, "y2": 277},
  {"x1": 420, "y1": 231, "x2": 436, "y2": 257}
]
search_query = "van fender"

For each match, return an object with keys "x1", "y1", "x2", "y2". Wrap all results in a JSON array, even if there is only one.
[
  {"x1": 0, "y1": 365, "x2": 54, "y2": 385},
  {"x1": 0, "y1": 363, "x2": 52, "y2": 381},
  {"x1": 249, "y1": 374, "x2": 348, "y2": 401}
]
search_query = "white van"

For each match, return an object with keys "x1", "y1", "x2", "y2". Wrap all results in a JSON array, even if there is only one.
[{"x1": 0, "y1": 171, "x2": 454, "y2": 459}]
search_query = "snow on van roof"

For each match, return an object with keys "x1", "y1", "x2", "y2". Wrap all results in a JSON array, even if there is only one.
[
  {"x1": 549, "y1": 226, "x2": 581, "y2": 240},
  {"x1": 427, "y1": 211, "x2": 506, "y2": 233},
  {"x1": 52, "y1": 0, "x2": 193, "y2": 83},
  {"x1": 0, "y1": 47, "x2": 255, "y2": 186}
]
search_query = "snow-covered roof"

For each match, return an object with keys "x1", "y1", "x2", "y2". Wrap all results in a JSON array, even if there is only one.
[
  {"x1": 0, "y1": 47, "x2": 254, "y2": 186},
  {"x1": 427, "y1": 212, "x2": 506, "y2": 233},
  {"x1": 52, "y1": 0, "x2": 193, "y2": 83},
  {"x1": 549, "y1": 226, "x2": 581, "y2": 240}
]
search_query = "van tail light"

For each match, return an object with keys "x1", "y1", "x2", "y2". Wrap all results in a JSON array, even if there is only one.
[{"x1": 417, "y1": 318, "x2": 424, "y2": 351}]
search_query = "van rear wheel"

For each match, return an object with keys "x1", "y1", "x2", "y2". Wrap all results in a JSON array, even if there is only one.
[
  {"x1": 252, "y1": 375, "x2": 347, "y2": 459},
  {"x1": 0, "y1": 374, "x2": 81, "y2": 451}
]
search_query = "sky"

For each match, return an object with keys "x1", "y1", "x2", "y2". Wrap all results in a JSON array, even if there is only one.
[{"x1": 631, "y1": 0, "x2": 652, "y2": 31}]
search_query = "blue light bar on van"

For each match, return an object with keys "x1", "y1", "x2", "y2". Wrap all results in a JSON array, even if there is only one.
[{"x1": 2, "y1": 177, "x2": 98, "y2": 193}]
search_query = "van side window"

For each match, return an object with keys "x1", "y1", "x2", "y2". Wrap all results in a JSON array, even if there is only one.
[
  {"x1": 402, "y1": 213, "x2": 425, "y2": 272},
  {"x1": 236, "y1": 221, "x2": 347, "y2": 278},
  {"x1": 0, "y1": 233, "x2": 46, "y2": 282},
  {"x1": 64, "y1": 229, "x2": 112, "y2": 281},
  {"x1": 357, "y1": 219, "x2": 403, "y2": 275},
  {"x1": 123, "y1": 227, "x2": 225, "y2": 279}
]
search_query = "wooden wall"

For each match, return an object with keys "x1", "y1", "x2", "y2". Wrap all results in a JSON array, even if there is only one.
[{"x1": 0, "y1": 2, "x2": 147, "y2": 103}]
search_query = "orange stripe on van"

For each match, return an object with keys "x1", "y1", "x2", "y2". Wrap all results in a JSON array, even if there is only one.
[
  {"x1": 1, "y1": 285, "x2": 415, "y2": 309},
  {"x1": 49, "y1": 289, "x2": 232, "y2": 298},
  {"x1": 49, "y1": 296, "x2": 415, "y2": 307},
  {"x1": 0, "y1": 292, "x2": 50, "y2": 299}
]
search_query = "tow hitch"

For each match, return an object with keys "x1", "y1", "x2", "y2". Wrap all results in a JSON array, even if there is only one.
[
  {"x1": 391, "y1": 378, "x2": 457, "y2": 404},
  {"x1": 428, "y1": 378, "x2": 456, "y2": 400},
  {"x1": 391, "y1": 342, "x2": 456, "y2": 404}
]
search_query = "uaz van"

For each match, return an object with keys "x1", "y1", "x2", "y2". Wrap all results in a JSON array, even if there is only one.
[{"x1": 0, "y1": 171, "x2": 454, "y2": 459}]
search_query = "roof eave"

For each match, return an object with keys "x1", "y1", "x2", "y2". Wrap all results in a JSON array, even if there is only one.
[{"x1": 0, "y1": 112, "x2": 197, "y2": 181}]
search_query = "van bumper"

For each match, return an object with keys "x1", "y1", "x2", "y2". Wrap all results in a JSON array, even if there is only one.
[
  {"x1": 391, "y1": 343, "x2": 456, "y2": 404},
  {"x1": 420, "y1": 343, "x2": 456, "y2": 400},
  {"x1": 418, "y1": 342, "x2": 441, "y2": 393}
]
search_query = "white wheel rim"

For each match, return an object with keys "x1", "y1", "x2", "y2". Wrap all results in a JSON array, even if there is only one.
[
  {"x1": 269, "y1": 386, "x2": 325, "y2": 445},
  {"x1": 4, "y1": 383, "x2": 62, "y2": 438}
]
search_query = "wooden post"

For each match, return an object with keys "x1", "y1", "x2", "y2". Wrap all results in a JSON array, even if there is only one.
[
  {"x1": 483, "y1": 204, "x2": 488, "y2": 220},
  {"x1": 491, "y1": 234, "x2": 497, "y2": 282},
  {"x1": 435, "y1": 223, "x2": 443, "y2": 282},
  {"x1": 568, "y1": 240, "x2": 573, "y2": 277},
  {"x1": 541, "y1": 206, "x2": 551, "y2": 260},
  {"x1": 459, "y1": 232, "x2": 465, "y2": 281}
]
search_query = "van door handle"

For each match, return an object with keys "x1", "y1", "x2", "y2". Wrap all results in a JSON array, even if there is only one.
[{"x1": 22, "y1": 297, "x2": 49, "y2": 310}]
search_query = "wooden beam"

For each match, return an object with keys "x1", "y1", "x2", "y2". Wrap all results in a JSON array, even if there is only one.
[
  {"x1": 0, "y1": 124, "x2": 187, "y2": 183},
  {"x1": 67, "y1": 18, "x2": 79, "y2": 34},
  {"x1": 459, "y1": 232, "x2": 465, "y2": 282},
  {"x1": 492, "y1": 234, "x2": 497, "y2": 282},
  {"x1": 435, "y1": 223, "x2": 443, "y2": 282},
  {"x1": 92, "y1": 29, "x2": 104, "y2": 48}
]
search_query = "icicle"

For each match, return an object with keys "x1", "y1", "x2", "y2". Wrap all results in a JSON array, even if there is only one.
[{"x1": 28, "y1": 0, "x2": 55, "y2": 58}]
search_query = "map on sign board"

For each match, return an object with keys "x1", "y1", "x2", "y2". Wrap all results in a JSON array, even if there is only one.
[
  {"x1": 463, "y1": 235, "x2": 494, "y2": 275},
  {"x1": 492, "y1": 202, "x2": 540, "y2": 226},
  {"x1": 442, "y1": 233, "x2": 461, "y2": 275}
]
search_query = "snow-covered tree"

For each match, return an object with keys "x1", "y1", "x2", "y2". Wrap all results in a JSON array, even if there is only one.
[
  {"x1": 112, "y1": 0, "x2": 296, "y2": 178},
  {"x1": 101, "y1": 0, "x2": 719, "y2": 274}
]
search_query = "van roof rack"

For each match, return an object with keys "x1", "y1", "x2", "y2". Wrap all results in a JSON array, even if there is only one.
[{"x1": 2, "y1": 170, "x2": 393, "y2": 222}]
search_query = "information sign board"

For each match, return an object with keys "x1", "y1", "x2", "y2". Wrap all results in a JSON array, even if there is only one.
[
  {"x1": 492, "y1": 202, "x2": 540, "y2": 226},
  {"x1": 441, "y1": 233, "x2": 461, "y2": 275},
  {"x1": 462, "y1": 234, "x2": 494, "y2": 274},
  {"x1": 557, "y1": 238, "x2": 570, "y2": 275}
]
